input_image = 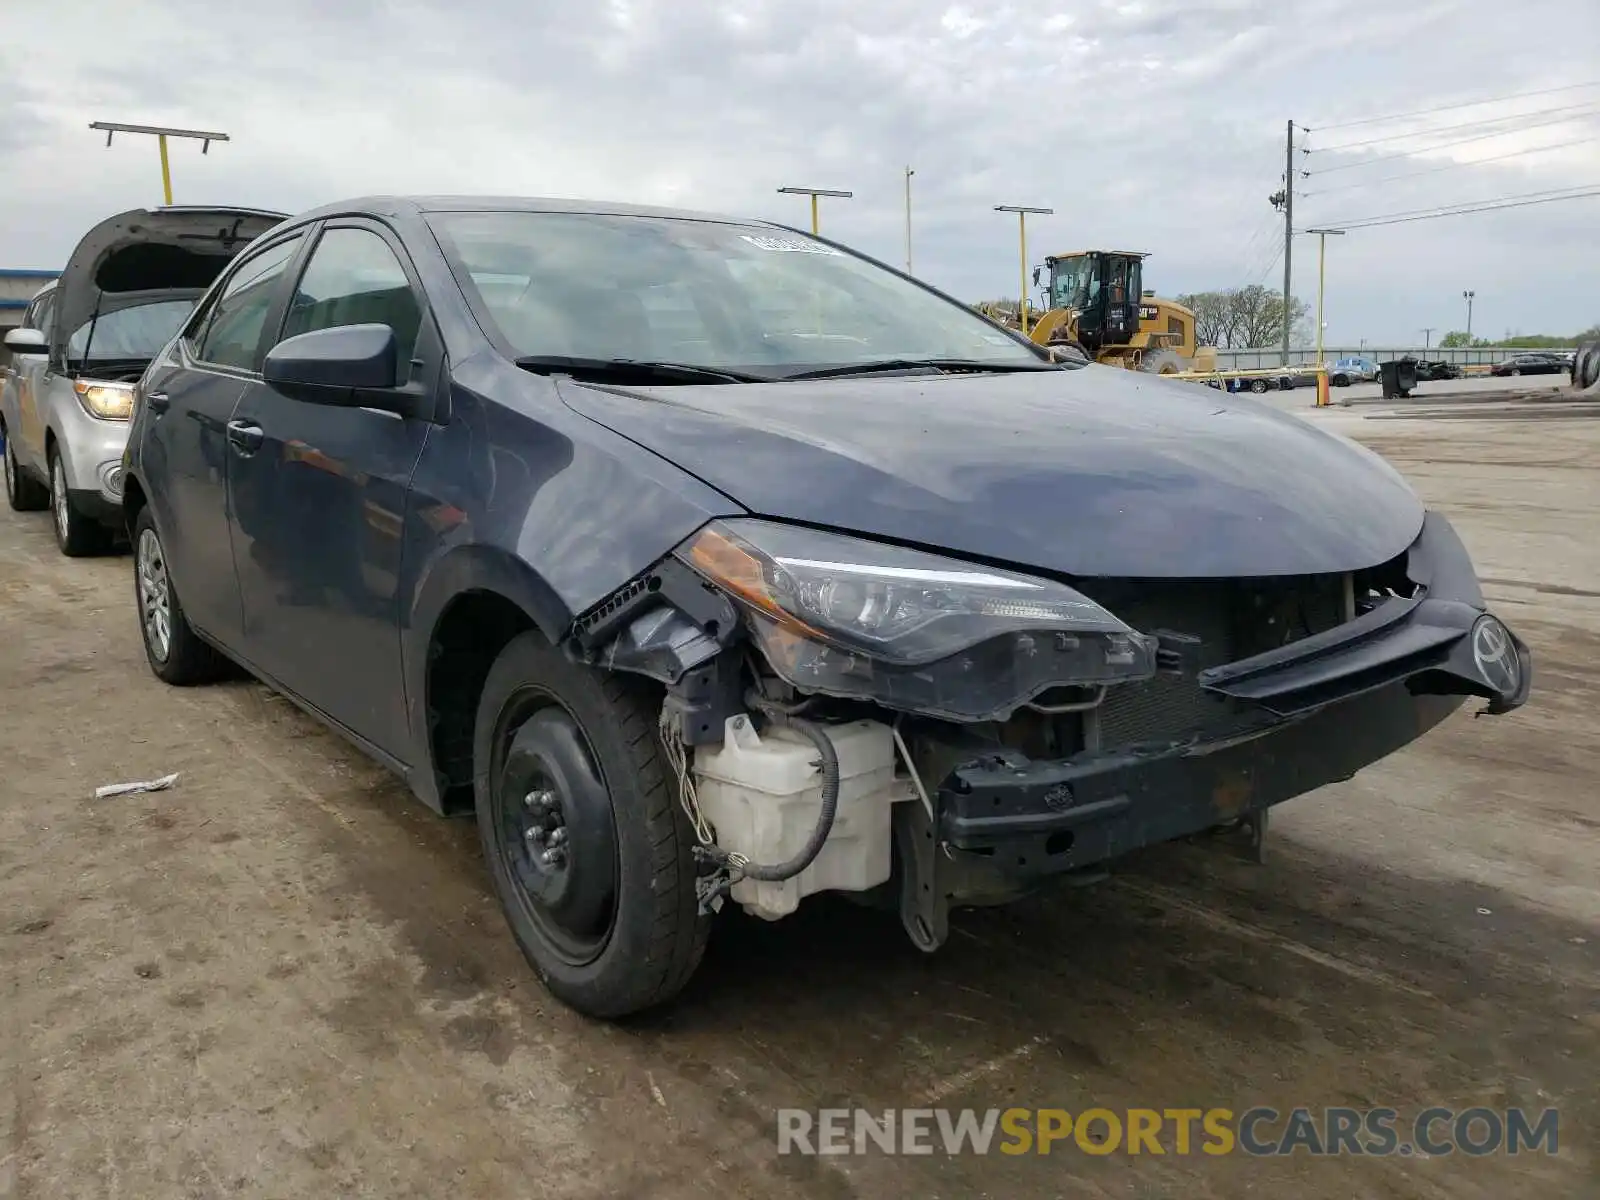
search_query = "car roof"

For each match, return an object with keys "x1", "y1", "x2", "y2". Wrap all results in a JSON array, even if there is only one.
[{"x1": 285, "y1": 194, "x2": 780, "y2": 228}]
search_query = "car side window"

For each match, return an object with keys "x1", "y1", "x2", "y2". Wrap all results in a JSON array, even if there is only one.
[
  {"x1": 280, "y1": 227, "x2": 422, "y2": 376},
  {"x1": 195, "y1": 235, "x2": 304, "y2": 371},
  {"x1": 29, "y1": 292, "x2": 56, "y2": 340}
]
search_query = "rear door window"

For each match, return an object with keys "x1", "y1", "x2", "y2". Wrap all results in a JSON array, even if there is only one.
[{"x1": 195, "y1": 235, "x2": 304, "y2": 371}]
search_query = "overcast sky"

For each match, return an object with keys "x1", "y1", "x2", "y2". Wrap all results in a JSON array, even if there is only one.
[{"x1": 2, "y1": 0, "x2": 1595, "y2": 346}]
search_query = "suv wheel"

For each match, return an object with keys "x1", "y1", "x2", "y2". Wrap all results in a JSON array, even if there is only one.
[
  {"x1": 49, "y1": 450, "x2": 112, "y2": 557},
  {"x1": 1249, "y1": 379, "x2": 1269, "y2": 394},
  {"x1": 473, "y1": 632, "x2": 711, "y2": 1018},
  {"x1": 133, "y1": 506, "x2": 228, "y2": 684},
  {"x1": 4, "y1": 434, "x2": 48, "y2": 512}
]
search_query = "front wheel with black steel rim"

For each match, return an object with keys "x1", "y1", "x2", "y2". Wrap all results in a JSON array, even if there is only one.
[
  {"x1": 131, "y1": 505, "x2": 227, "y2": 685},
  {"x1": 473, "y1": 632, "x2": 710, "y2": 1019},
  {"x1": 4, "y1": 434, "x2": 48, "y2": 512},
  {"x1": 49, "y1": 450, "x2": 112, "y2": 557}
]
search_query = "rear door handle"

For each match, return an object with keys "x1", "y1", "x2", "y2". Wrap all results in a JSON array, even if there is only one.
[
  {"x1": 226, "y1": 419, "x2": 264, "y2": 455},
  {"x1": 145, "y1": 391, "x2": 170, "y2": 414}
]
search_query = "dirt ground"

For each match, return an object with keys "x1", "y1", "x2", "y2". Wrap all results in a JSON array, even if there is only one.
[{"x1": 2, "y1": 390, "x2": 1596, "y2": 1199}]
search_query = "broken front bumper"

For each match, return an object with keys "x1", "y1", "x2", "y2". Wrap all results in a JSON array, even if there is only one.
[{"x1": 928, "y1": 511, "x2": 1531, "y2": 880}]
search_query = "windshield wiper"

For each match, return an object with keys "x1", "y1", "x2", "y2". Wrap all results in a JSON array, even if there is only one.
[
  {"x1": 513, "y1": 355, "x2": 769, "y2": 385},
  {"x1": 779, "y1": 358, "x2": 1061, "y2": 381}
]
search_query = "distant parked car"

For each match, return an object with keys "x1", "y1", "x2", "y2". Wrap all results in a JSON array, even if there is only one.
[
  {"x1": 1490, "y1": 353, "x2": 1566, "y2": 378},
  {"x1": 1329, "y1": 356, "x2": 1380, "y2": 386},
  {"x1": 1, "y1": 206, "x2": 286, "y2": 554}
]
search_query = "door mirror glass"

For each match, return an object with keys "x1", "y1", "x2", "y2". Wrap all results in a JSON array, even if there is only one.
[{"x1": 4, "y1": 327, "x2": 47, "y2": 353}]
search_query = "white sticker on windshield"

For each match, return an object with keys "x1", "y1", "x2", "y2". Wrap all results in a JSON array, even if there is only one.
[{"x1": 740, "y1": 234, "x2": 842, "y2": 255}]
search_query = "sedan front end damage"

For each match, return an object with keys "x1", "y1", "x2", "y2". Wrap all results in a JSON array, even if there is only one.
[{"x1": 582, "y1": 505, "x2": 1530, "y2": 948}]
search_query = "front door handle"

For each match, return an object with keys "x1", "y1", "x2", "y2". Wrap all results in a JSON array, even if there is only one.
[
  {"x1": 226, "y1": 419, "x2": 264, "y2": 455},
  {"x1": 145, "y1": 391, "x2": 170, "y2": 414}
]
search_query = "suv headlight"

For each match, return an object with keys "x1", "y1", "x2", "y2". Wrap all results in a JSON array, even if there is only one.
[
  {"x1": 73, "y1": 379, "x2": 136, "y2": 421},
  {"x1": 675, "y1": 519, "x2": 1156, "y2": 722}
]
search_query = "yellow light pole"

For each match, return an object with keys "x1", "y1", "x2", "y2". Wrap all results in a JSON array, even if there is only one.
[
  {"x1": 777, "y1": 186, "x2": 854, "y2": 236},
  {"x1": 1306, "y1": 227, "x2": 1345, "y2": 365},
  {"x1": 90, "y1": 121, "x2": 231, "y2": 206},
  {"x1": 995, "y1": 204, "x2": 1053, "y2": 335}
]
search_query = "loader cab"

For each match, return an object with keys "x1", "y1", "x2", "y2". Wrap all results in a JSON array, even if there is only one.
[{"x1": 1043, "y1": 250, "x2": 1146, "y2": 352}]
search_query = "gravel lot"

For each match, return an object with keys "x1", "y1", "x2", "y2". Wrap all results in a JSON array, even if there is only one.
[{"x1": 2, "y1": 385, "x2": 1596, "y2": 1199}]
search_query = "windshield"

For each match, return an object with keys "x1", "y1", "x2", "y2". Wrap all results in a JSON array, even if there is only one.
[
  {"x1": 1049, "y1": 257, "x2": 1093, "y2": 310},
  {"x1": 428, "y1": 211, "x2": 1044, "y2": 374},
  {"x1": 67, "y1": 299, "x2": 196, "y2": 361}
]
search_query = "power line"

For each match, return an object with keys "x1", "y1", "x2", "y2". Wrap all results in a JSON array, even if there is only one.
[
  {"x1": 1310, "y1": 184, "x2": 1600, "y2": 231},
  {"x1": 1302, "y1": 134, "x2": 1600, "y2": 197},
  {"x1": 1304, "y1": 100, "x2": 1600, "y2": 154},
  {"x1": 1304, "y1": 109, "x2": 1600, "y2": 176},
  {"x1": 1305, "y1": 80, "x2": 1600, "y2": 132}
]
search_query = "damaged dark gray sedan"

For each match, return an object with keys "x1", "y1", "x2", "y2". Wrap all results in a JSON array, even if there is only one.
[{"x1": 121, "y1": 196, "x2": 1532, "y2": 1018}]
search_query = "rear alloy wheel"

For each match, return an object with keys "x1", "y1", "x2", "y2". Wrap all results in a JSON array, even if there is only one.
[
  {"x1": 474, "y1": 632, "x2": 710, "y2": 1018},
  {"x1": 1508, "y1": 367, "x2": 1520, "y2": 377},
  {"x1": 132, "y1": 506, "x2": 227, "y2": 685},
  {"x1": 1249, "y1": 379, "x2": 1269, "y2": 394},
  {"x1": 49, "y1": 451, "x2": 112, "y2": 557},
  {"x1": 4, "y1": 434, "x2": 48, "y2": 512}
]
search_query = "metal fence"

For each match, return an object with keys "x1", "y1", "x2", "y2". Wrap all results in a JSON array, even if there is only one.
[{"x1": 1216, "y1": 346, "x2": 1576, "y2": 370}]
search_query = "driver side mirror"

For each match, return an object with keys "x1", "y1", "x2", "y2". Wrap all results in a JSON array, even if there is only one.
[
  {"x1": 1031, "y1": 266, "x2": 1042, "y2": 287},
  {"x1": 4, "y1": 327, "x2": 47, "y2": 354},
  {"x1": 263, "y1": 323, "x2": 418, "y2": 418}
]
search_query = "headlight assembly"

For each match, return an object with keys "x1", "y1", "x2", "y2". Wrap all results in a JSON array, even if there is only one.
[
  {"x1": 675, "y1": 519, "x2": 1156, "y2": 721},
  {"x1": 73, "y1": 379, "x2": 136, "y2": 421}
]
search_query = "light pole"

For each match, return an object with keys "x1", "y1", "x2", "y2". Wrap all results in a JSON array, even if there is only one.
[
  {"x1": 1306, "y1": 227, "x2": 1345, "y2": 366},
  {"x1": 995, "y1": 205, "x2": 1053, "y2": 335},
  {"x1": 904, "y1": 166, "x2": 915, "y2": 274},
  {"x1": 89, "y1": 121, "x2": 230, "y2": 206},
  {"x1": 777, "y1": 186, "x2": 853, "y2": 236},
  {"x1": 1462, "y1": 290, "x2": 1476, "y2": 344}
]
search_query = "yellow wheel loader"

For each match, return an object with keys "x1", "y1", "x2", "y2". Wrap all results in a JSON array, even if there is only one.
[{"x1": 1024, "y1": 250, "x2": 1217, "y2": 375}]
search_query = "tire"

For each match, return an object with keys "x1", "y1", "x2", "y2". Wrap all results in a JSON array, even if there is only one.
[
  {"x1": 1249, "y1": 379, "x2": 1269, "y2": 394},
  {"x1": 132, "y1": 505, "x2": 228, "y2": 685},
  {"x1": 1508, "y1": 368, "x2": 1520, "y2": 377},
  {"x1": 1139, "y1": 349, "x2": 1184, "y2": 375},
  {"x1": 1331, "y1": 374, "x2": 1349, "y2": 387},
  {"x1": 473, "y1": 632, "x2": 711, "y2": 1019},
  {"x1": 49, "y1": 449, "x2": 113, "y2": 557},
  {"x1": 4, "y1": 432, "x2": 48, "y2": 512}
]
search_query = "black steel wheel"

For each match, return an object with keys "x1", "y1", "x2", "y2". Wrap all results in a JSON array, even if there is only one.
[{"x1": 473, "y1": 632, "x2": 710, "y2": 1018}]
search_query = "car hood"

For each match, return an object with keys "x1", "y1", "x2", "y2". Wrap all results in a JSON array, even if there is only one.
[
  {"x1": 557, "y1": 366, "x2": 1426, "y2": 579},
  {"x1": 54, "y1": 206, "x2": 289, "y2": 349}
]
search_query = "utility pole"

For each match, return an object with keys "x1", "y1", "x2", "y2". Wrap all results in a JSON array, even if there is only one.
[
  {"x1": 904, "y1": 166, "x2": 915, "y2": 274},
  {"x1": 777, "y1": 186, "x2": 853, "y2": 236},
  {"x1": 994, "y1": 205, "x2": 1053, "y2": 335},
  {"x1": 1462, "y1": 290, "x2": 1476, "y2": 343},
  {"x1": 89, "y1": 121, "x2": 230, "y2": 206},
  {"x1": 1281, "y1": 119, "x2": 1295, "y2": 366},
  {"x1": 1421, "y1": 327, "x2": 1435, "y2": 352}
]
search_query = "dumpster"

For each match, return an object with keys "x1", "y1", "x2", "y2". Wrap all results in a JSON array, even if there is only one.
[{"x1": 1380, "y1": 358, "x2": 1418, "y2": 399}]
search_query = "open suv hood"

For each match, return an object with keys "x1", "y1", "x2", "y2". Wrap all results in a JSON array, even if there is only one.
[
  {"x1": 54, "y1": 206, "x2": 288, "y2": 352},
  {"x1": 558, "y1": 366, "x2": 1427, "y2": 580}
]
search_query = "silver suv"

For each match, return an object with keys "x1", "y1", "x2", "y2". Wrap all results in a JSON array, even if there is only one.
[{"x1": 2, "y1": 206, "x2": 285, "y2": 554}]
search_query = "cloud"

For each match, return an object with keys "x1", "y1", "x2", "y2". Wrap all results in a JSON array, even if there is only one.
[{"x1": 0, "y1": 0, "x2": 1595, "y2": 343}]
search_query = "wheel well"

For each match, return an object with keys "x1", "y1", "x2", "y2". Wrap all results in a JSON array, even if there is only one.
[
  {"x1": 122, "y1": 475, "x2": 148, "y2": 534},
  {"x1": 427, "y1": 590, "x2": 537, "y2": 815}
]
